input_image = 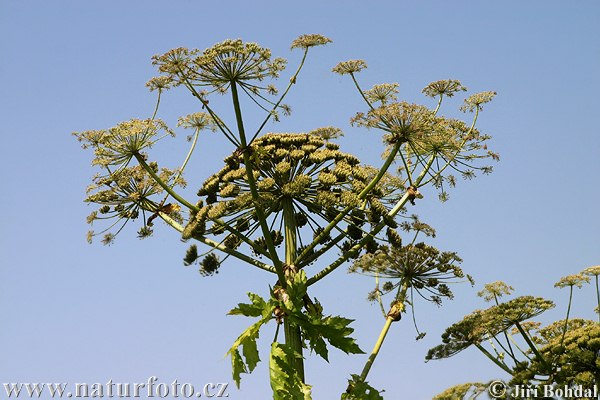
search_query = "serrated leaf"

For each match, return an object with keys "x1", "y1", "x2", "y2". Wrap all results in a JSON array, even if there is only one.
[
  {"x1": 293, "y1": 312, "x2": 364, "y2": 361},
  {"x1": 270, "y1": 342, "x2": 312, "y2": 400},
  {"x1": 342, "y1": 374, "x2": 384, "y2": 400},
  {"x1": 284, "y1": 270, "x2": 308, "y2": 312},
  {"x1": 228, "y1": 292, "x2": 268, "y2": 317},
  {"x1": 242, "y1": 331, "x2": 260, "y2": 371},
  {"x1": 230, "y1": 349, "x2": 246, "y2": 388},
  {"x1": 226, "y1": 314, "x2": 271, "y2": 388}
]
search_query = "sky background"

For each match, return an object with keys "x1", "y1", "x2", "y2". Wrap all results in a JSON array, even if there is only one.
[{"x1": 1, "y1": 1, "x2": 599, "y2": 399}]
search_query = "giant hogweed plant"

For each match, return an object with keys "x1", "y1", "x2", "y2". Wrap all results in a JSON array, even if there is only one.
[
  {"x1": 429, "y1": 266, "x2": 600, "y2": 400},
  {"x1": 74, "y1": 34, "x2": 498, "y2": 399}
]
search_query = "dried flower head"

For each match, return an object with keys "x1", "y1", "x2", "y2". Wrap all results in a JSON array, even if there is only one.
[
  {"x1": 177, "y1": 112, "x2": 217, "y2": 131},
  {"x1": 422, "y1": 80, "x2": 467, "y2": 98},
  {"x1": 460, "y1": 91, "x2": 497, "y2": 112},
  {"x1": 477, "y1": 281, "x2": 514, "y2": 303},
  {"x1": 351, "y1": 102, "x2": 435, "y2": 145},
  {"x1": 426, "y1": 296, "x2": 554, "y2": 361},
  {"x1": 364, "y1": 83, "x2": 399, "y2": 105},
  {"x1": 290, "y1": 34, "x2": 332, "y2": 50},
  {"x1": 332, "y1": 60, "x2": 367, "y2": 75},
  {"x1": 554, "y1": 273, "x2": 590, "y2": 289},
  {"x1": 83, "y1": 163, "x2": 184, "y2": 244},
  {"x1": 152, "y1": 39, "x2": 286, "y2": 96},
  {"x1": 510, "y1": 321, "x2": 541, "y2": 336},
  {"x1": 146, "y1": 76, "x2": 173, "y2": 92},
  {"x1": 73, "y1": 119, "x2": 174, "y2": 167},
  {"x1": 350, "y1": 241, "x2": 465, "y2": 306},
  {"x1": 582, "y1": 265, "x2": 600, "y2": 277},
  {"x1": 308, "y1": 126, "x2": 344, "y2": 141}
]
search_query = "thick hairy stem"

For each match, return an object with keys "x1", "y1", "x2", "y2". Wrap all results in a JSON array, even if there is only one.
[
  {"x1": 359, "y1": 317, "x2": 394, "y2": 383},
  {"x1": 230, "y1": 82, "x2": 285, "y2": 284},
  {"x1": 282, "y1": 197, "x2": 305, "y2": 382},
  {"x1": 357, "y1": 299, "x2": 404, "y2": 384}
]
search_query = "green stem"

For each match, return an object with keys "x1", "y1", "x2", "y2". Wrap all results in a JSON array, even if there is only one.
[
  {"x1": 494, "y1": 295, "x2": 517, "y2": 364},
  {"x1": 433, "y1": 94, "x2": 443, "y2": 115},
  {"x1": 134, "y1": 153, "x2": 198, "y2": 212},
  {"x1": 359, "y1": 317, "x2": 394, "y2": 382},
  {"x1": 211, "y1": 218, "x2": 270, "y2": 258},
  {"x1": 307, "y1": 155, "x2": 436, "y2": 286},
  {"x1": 177, "y1": 70, "x2": 239, "y2": 147},
  {"x1": 230, "y1": 82, "x2": 285, "y2": 284},
  {"x1": 474, "y1": 343, "x2": 513, "y2": 375},
  {"x1": 295, "y1": 140, "x2": 402, "y2": 266},
  {"x1": 595, "y1": 276, "x2": 600, "y2": 324},
  {"x1": 560, "y1": 286, "x2": 574, "y2": 348},
  {"x1": 507, "y1": 330, "x2": 534, "y2": 362},
  {"x1": 515, "y1": 322, "x2": 552, "y2": 373},
  {"x1": 282, "y1": 197, "x2": 305, "y2": 382},
  {"x1": 356, "y1": 292, "x2": 406, "y2": 385},
  {"x1": 349, "y1": 73, "x2": 375, "y2": 111},
  {"x1": 375, "y1": 274, "x2": 386, "y2": 318},
  {"x1": 419, "y1": 108, "x2": 479, "y2": 187},
  {"x1": 249, "y1": 48, "x2": 309, "y2": 144},
  {"x1": 157, "y1": 212, "x2": 275, "y2": 273},
  {"x1": 157, "y1": 127, "x2": 201, "y2": 208},
  {"x1": 151, "y1": 89, "x2": 162, "y2": 120}
]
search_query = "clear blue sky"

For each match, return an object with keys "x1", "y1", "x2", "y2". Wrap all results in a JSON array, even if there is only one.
[{"x1": 1, "y1": 1, "x2": 599, "y2": 399}]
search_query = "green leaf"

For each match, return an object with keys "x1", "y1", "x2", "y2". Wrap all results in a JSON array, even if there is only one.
[
  {"x1": 342, "y1": 375, "x2": 384, "y2": 400},
  {"x1": 294, "y1": 312, "x2": 364, "y2": 361},
  {"x1": 270, "y1": 342, "x2": 312, "y2": 400},
  {"x1": 230, "y1": 349, "x2": 246, "y2": 388},
  {"x1": 228, "y1": 292, "x2": 269, "y2": 317},
  {"x1": 226, "y1": 313, "x2": 272, "y2": 388},
  {"x1": 242, "y1": 331, "x2": 260, "y2": 371},
  {"x1": 284, "y1": 270, "x2": 309, "y2": 313}
]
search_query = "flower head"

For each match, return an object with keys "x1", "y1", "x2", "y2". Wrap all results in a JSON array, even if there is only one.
[
  {"x1": 351, "y1": 241, "x2": 465, "y2": 306},
  {"x1": 177, "y1": 112, "x2": 217, "y2": 131},
  {"x1": 519, "y1": 322, "x2": 600, "y2": 387},
  {"x1": 185, "y1": 133, "x2": 397, "y2": 262},
  {"x1": 74, "y1": 119, "x2": 174, "y2": 167},
  {"x1": 152, "y1": 40, "x2": 287, "y2": 96},
  {"x1": 332, "y1": 60, "x2": 367, "y2": 75},
  {"x1": 308, "y1": 126, "x2": 343, "y2": 141},
  {"x1": 364, "y1": 83, "x2": 399, "y2": 105},
  {"x1": 426, "y1": 296, "x2": 554, "y2": 361},
  {"x1": 554, "y1": 273, "x2": 590, "y2": 289},
  {"x1": 83, "y1": 164, "x2": 184, "y2": 244},
  {"x1": 582, "y1": 265, "x2": 600, "y2": 277},
  {"x1": 351, "y1": 101, "x2": 435, "y2": 145},
  {"x1": 290, "y1": 34, "x2": 332, "y2": 50},
  {"x1": 460, "y1": 91, "x2": 497, "y2": 112},
  {"x1": 422, "y1": 80, "x2": 467, "y2": 98},
  {"x1": 146, "y1": 76, "x2": 173, "y2": 92},
  {"x1": 477, "y1": 281, "x2": 514, "y2": 303}
]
